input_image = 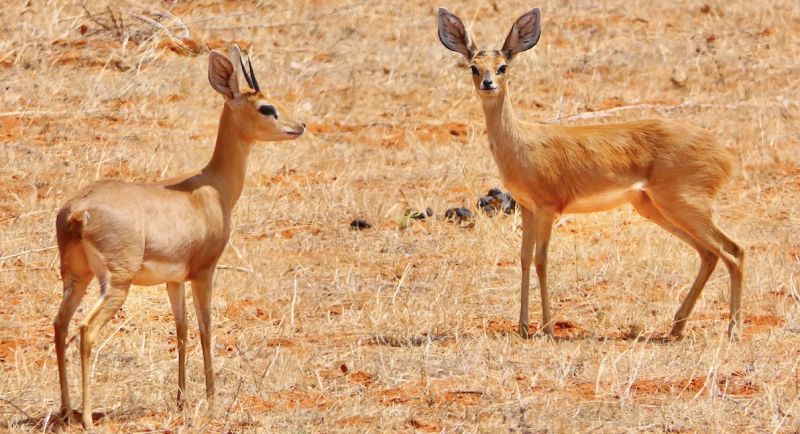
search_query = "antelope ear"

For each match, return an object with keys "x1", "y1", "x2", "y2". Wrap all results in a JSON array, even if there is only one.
[
  {"x1": 501, "y1": 8, "x2": 542, "y2": 60},
  {"x1": 437, "y1": 7, "x2": 477, "y2": 61},
  {"x1": 208, "y1": 50, "x2": 240, "y2": 100}
]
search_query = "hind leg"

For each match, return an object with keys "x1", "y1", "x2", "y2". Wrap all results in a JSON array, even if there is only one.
[
  {"x1": 631, "y1": 193, "x2": 718, "y2": 337},
  {"x1": 54, "y1": 273, "x2": 91, "y2": 423},
  {"x1": 79, "y1": 275, "x2": 131, "y2": 429},
  {"x1": 646, "y1": 191, "x2": 744, "y2": 338}
]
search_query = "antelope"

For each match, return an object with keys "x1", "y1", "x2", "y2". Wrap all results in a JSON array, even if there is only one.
[
  {"x1": 437, "y1": 8, "x2": 743, "y2": 339},
  {"x1": 53, "y1": 45, "x2": 305, "y2": 428}
]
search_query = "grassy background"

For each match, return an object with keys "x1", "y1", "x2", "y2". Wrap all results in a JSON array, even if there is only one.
[{"x1": 1, "y1": 0, "x2": 799, "y2": 431}]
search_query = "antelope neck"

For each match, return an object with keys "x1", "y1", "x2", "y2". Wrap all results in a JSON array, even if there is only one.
[
  {"x1": 481, "y1": 88, "x2": 522, "y2": 148},
  {"x1": 202, "y1": 104, "x2": 253, "y2": 212}
]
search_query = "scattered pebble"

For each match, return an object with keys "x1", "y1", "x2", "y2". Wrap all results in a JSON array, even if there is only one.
[
  {"x1": 477, "y1": 195, "x2": 496, "y2": 208},
  {"x1": 397, "y1": 208, "x2": 434, "y2": 228},
  {"x1": 445, "y1": 207, "x2": 473, "y2": 221},
  {"x1": 407, "y1": 210, "x2": 428, "y2": 220},
  {"x1": 477, "y1": 187, "x2": 517, "y2": 215},
  {"x1": 350, "y1": 219, "x2": 371, "y2": 230},
  {"x1": 499, "y1": 192, "x2": 517, "y2": 214},
  {"x1": 488, "y1": 187, "x2": 503, "y2": 197}
]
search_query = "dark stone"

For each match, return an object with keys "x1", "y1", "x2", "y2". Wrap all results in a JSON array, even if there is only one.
[
  {"x1": 501, "y1": 194, "x2": 517, "y2": 214},
  {"x1": 477, "y1": 195, "x2": 495, "y2": 208},
  {"x1": 350, "y1": 219, "x2": 372, "y2": 230},
  {"x1": 445, "y1": 207, "x2": 473, "y2": 221}
]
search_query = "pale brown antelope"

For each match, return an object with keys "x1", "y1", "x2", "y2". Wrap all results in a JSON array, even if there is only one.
[
  {"x1": 53, "y1": 45, "x2": 305, "y2": 428},
  {"x1": 437, "y1": 8, "x2": 743, "y2": 339}
]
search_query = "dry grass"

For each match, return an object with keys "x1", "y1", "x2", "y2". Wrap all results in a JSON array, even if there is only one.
[{"x1": 1, "y1": 0, "x2": 799, "y2": 432}]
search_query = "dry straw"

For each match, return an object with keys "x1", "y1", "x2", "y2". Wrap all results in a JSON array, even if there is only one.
[{"x1": 0, "y1": 0, "x2": 798, "y2": 432}]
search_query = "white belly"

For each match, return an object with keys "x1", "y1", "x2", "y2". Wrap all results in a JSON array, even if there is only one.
[
  {"x1": 563, "y1": 181, "x2": 646, "y2": 214},
  {"x1": 132, "y1": 259, "x2": 189, "y2": 286}
]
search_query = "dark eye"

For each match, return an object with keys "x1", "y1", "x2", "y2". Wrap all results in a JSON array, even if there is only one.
[
  {"x1": 259, "y1": 105, "x2": 278, "y2": 119},
  {"x1": 469, "y1": 65, "x2": 479, "y2": 75},
  {"x1": 497, "y1": 64, "x2": 507, "y2": 75}
]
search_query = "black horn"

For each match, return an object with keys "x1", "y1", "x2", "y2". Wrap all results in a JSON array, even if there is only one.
[
  {"x1": 239, "y1": 57, "x2": 255, "y2": 91},
  {"x1": 247, "y1": 58, "x2": 260, "y2": 92}
]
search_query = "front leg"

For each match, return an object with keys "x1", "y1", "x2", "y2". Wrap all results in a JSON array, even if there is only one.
[
  {"x1": 533, "y1": 207, "x2": 556, "y2": 336},
  {"x1": 191, "y1": 269, "x2": 216, "y2": 398},
  {"x1": 519, "y1": 207, "x2": 535, "y2": 338},
  {"x1": 166, "y1": 282, "x2": 187, "y2": 408}
]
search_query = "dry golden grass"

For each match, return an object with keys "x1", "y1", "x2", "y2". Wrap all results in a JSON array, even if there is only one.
[{"x1": 1, "y1": 0, "x2": 799, "y2": 432}]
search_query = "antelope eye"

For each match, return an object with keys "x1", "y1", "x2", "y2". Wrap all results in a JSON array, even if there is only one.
[
  {"x1": 497, "y1": 64, "x2": 507, "y2": 74},
  {"x1": 259, "y1": 104, "x2": 278, "y2": 119},
  {"x1": 469, "y1": 65, "x2": 479, "y2": 75}
]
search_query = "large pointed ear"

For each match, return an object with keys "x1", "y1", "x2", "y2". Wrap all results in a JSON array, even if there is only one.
[
  {"x1": 437, "y1": 8, "x2": 477, "y2": 61},
  {"x1": 208, "y1": 50, "x2": 240, "y2": 100},
  {"x1": 501, "y1": 8, "x2": 542, "y2": 61}
]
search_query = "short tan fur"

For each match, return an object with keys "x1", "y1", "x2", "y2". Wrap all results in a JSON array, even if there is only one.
[
  {"x1": 53, "y1": 45, "x2": 305, "y2": 428},
  {"x1": 437, "y1": 7, "x2": 743, "y2": 339}
]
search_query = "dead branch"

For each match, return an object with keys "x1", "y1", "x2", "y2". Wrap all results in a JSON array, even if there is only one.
[
  {"x1": 549, "y1": 99, "x2": 800, "y2": 123},
  {"x1": 0, "y1": 246, "x2": 57, "y2": 263},
  {"x1": 216, "y1": 264, "x2": 254, "y2": 273}
]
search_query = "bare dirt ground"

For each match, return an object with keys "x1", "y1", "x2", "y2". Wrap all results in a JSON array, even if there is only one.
[{"x1": 1, "y1": 0, "x2": 799, "y2": 432}]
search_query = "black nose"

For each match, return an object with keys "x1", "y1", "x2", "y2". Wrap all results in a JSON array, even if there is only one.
[
  {"x1": 482, "y1": 78, "x2": 493, "y2": 88},
  {"x1": 301, "y1": 122, "x2": 306, "y2": 129}
]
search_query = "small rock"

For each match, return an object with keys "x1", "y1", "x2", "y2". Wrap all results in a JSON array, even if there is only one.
[
  {"x1": 444, "y1": 207, "x2": 473, "y2": 221},
  {"x1": 500, "y1": 193, "x2": 517, "y2": 214},
  {"x1": 477, "y1": 195, "x2": 496, "y2": 208},
  {"x1": 478, "y1": 189, "x2": 517, "y2": 215},
  {"x1": 397, "y1": 209, "x2": 430, "y2": 229},
  {"x1": 350, "y1": 219, "x2": 371, "y2": 230}
]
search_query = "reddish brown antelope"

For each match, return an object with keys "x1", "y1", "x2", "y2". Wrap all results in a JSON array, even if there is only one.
[
  {"x1": 53, "y1": 45, "x2": 305, "y2": 428},
  {"x1": 437, "y1": 7, "x2": 743, "y2": 339}
]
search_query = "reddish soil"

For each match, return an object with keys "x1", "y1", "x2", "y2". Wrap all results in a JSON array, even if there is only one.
[
  {"x1": 631, "y1": 372, "x2": 758, "y2": 397},
  {"x1": 0, "y1": 338, "x2": 33, "y2": 363}
]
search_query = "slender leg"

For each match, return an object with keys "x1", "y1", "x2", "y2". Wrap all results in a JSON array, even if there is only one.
[
  {"x1": 167, "y1": 282, "x2": 187, "y2": 408},
  {"x1": 712, "y1": 227, "x2": 744, "y2": 338},
  {"x1": 518, "y1": 207, "x2": 535, "y2": 338},
  {"x1": 533, "y1": 207, "x2": 556, "y2": 336},
  {"x1": 54, "y1": 273, "x2": 90, "y2": 423},
  {"x1": 647, "y1": 192, "x2": 744, "y2": 338},
  {"x1": 79, "y1": 276, "x2": 130, "y2": 429},
  {"x1": 191, "y1": 269, "x2": 215, "y2": 398},
  {"x1": 631, "y1": 193, "x2": 719, "y2": 337},
  {"x1": 671, "y1": 252, "x2": 718, "y2": 337}
]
